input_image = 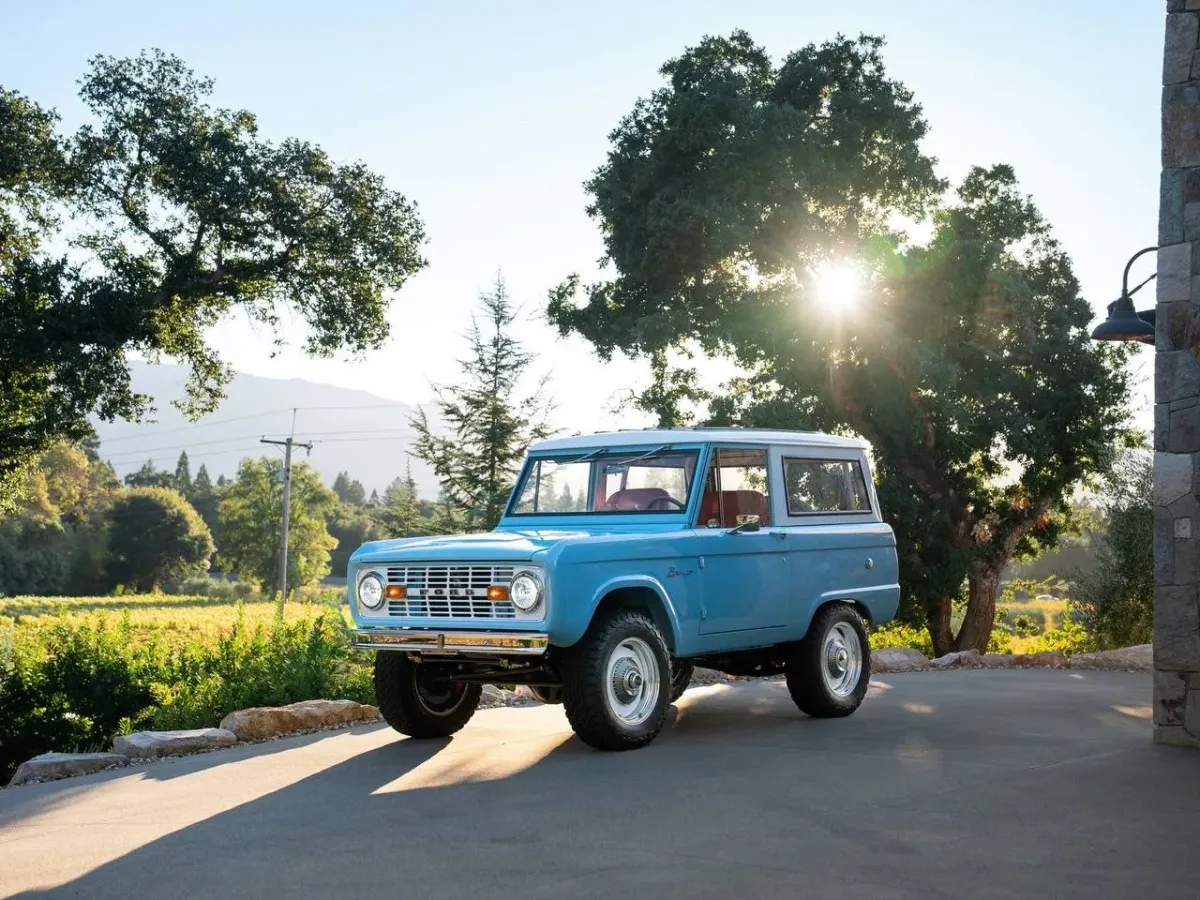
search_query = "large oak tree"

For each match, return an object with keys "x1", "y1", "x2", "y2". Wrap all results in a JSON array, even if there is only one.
[
  {"x1": 548, "y1": 31, "x2": 1135, "y2": 654},
  {"x1": 0, "y1": 51, "x2": 427, "y2": 509}
]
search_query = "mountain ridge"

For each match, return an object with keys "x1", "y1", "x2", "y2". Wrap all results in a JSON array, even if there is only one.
[{"x1": 92, "y1": 363, "x2": 440, "y2": 497}]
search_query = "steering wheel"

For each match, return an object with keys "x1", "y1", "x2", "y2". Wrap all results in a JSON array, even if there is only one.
[{"x1": 647, "y1": 496, "x2": 686, "y2": 510}]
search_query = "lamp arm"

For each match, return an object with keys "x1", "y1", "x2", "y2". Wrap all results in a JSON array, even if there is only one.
[{"x1": 1122, "y1": 246, "x2": 1159, "y2": 297}]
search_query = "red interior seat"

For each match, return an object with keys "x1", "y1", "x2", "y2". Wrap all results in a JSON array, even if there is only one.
[
  {"x1": 698, "y1": 490, "x2": 770, "y2": 527},
  {"x1": 606, "y1": 487, "x2": 670, "y2": 511}
]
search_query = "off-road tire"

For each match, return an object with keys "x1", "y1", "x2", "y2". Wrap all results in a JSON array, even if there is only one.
[
  {"x1": 374, "y1": 651, "x2": 482, "y2": 738},
  {"x1": 786, "y1": 603, "x2": 871, "y2": 718},
  {"x1": 561, "y1": 611, "x2": 671, "y2": 751},
  {"x1": 670, "y1": 659, "x2": 695, "y2": 702},
  {"x1": 529, "y1": 686, "x2": 563, "y2": 704}
]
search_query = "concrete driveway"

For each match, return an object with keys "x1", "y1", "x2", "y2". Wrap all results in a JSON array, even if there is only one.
[{"x1": 1, "y1": 671, "x2": 1197, "y2": 900}]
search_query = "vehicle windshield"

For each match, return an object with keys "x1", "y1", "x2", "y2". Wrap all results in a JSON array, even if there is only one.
[{"x1": 509, "y1": 447, "x2": 700, "y2": 515}]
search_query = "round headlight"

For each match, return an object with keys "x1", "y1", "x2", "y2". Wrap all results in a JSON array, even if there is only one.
[
  {"x1": 358, "y1": 573, "x2": 385, "y2": 611},
  {"x1": 509, "y1": 572, "x2": 543, "y2": 612}
]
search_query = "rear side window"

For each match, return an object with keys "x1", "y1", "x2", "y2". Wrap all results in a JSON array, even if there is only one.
[{"x1": 783, "y1": 458, "x2": 871, "y2": 516}]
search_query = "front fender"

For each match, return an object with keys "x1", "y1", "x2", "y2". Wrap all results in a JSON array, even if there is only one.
[{"x1": 552, "y1": 574, "x2": 683, "y2": 651}]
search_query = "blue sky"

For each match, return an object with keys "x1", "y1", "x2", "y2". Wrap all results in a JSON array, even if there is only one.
[{"x1": 0, "y1": 0, "x2": 1163, "y2": 436}]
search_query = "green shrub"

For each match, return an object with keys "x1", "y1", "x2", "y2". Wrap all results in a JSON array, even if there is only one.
[
  {"x1": 869, "y1": 622, "x2": 934, "y2": 657},
  {"x1": 1017, "y1": 602, "x2": 1096, "y2": 656},
  {"x1": 0, "y1": 602, "x2": 374, "y2": 784}
]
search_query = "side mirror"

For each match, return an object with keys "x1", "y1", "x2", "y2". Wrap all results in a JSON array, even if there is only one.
[{"x1": 727, "y1": 516, "x2": 761, "y2": 535}]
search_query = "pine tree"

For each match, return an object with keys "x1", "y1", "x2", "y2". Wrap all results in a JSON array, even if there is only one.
[
  {"x1": 367, "y1": 488, "x2": 380, "y2": 506},
  {"x1": 174, "y1": 451, "x2": 192, "y2": 495},
  {"x1": 411, "y1": 275, "x2": 552, "y2": 530},
  {"x1": 124, "y1": 459, "x2": 174, "y2": 489},
  {"x1": 193, "y1": 464, "x2": 213, "y2": 497},
  {"x1": 380, "y1": 462, "x2": 423, "y2": 537}
]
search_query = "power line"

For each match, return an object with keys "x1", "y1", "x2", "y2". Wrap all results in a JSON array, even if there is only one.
[
  {"x1": 102, "y1": 432, "x2": 271, "y2": 461},
  {"x1": 96, "y1": 408, "x2": 298, "y2": 443},
  {"x1": 97, "y1": 402, "x2": 418, "y2": 445},
  {"x1": 108, "y1": 444, "x2": 267, "y2": 465}
]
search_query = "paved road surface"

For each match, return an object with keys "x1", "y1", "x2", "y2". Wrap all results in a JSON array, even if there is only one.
[{"x1": 2, "y1": 671, "x2": 1197, "y2": 899}]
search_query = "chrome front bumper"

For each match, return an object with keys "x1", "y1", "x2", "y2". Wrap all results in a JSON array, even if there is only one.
[{"x1": 351, "y1": 628, "x2": 549, "y2": 656}]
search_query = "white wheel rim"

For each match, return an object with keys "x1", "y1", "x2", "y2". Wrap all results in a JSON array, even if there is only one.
[
  {"x1": 822, "y1": 622, "x2": 863, "y2": 697},
  {"x1": 604, "y1": 637, "x2": 661, "y2": 726}
]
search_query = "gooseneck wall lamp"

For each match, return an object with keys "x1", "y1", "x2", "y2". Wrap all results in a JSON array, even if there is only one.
[{"x1": 1090, "y1": 246, "x2": 1159, "y2": 344}]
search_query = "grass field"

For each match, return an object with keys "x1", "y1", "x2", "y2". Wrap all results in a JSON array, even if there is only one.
[{"x1": 0, "y1": 588, "x2": 350, "y2": 646}]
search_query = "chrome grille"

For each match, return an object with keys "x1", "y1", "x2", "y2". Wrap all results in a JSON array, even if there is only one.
[{"x1": 384, "y1": 564, "x2": 517, "y2": 619}]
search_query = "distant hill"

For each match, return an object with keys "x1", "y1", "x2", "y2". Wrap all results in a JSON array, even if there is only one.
[{"x1": 92, "y1": 363, "x2": 440, "y2": 497}]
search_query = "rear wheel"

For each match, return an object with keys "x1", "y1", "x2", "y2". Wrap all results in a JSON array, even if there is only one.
[
  {"x1": 561, "y1": 611, "x2": 671, "y2": 751},
  {"x1": 374, "y1": 651, "x2": 481, "y2": 738},
  {"x1": 785, "y1": 603, "x2": 870, "y2": 718},
  {"x1": 529, "y1": 686, "x2": 563, "y2": 704},
  {"x1": 670, "y1": 659, "x2": 695, "y2": 702}
]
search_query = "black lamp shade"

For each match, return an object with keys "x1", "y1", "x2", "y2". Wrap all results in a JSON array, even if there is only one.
[{"x1": 1091, "y1": 299, "x2": 1156, "y2": 343}]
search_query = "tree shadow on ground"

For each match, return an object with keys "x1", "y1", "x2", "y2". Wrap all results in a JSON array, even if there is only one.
[{"x1": 5, "y1": 674, "x2": 1197, "y2": 900}]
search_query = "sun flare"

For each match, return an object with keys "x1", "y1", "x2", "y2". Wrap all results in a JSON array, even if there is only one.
[{"x1": 812, "y1": 261, "x2": 864, "y2": 312}]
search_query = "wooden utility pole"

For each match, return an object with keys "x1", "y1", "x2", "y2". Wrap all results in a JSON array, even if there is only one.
[{"x1": 261, "y1": 417, "x2": 313, "y2": 603}]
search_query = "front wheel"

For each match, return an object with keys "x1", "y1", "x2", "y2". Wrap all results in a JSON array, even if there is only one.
[
  {"x1": 786, "y1": 603, "x2": 870, "y2": 718},
  {"x1": 561, "y1": 611, "x2": 671, "y2": 751},
  {"x1": 374, "y1": 651, "x2": 481, "y2": 738}
]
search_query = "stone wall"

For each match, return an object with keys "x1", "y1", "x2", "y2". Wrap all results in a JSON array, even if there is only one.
[{"x1": 1154, "y1": 1, "x2": 1200, "y2": 746}]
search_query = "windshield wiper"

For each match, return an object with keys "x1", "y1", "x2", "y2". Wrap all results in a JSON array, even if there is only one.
[{"x1": 602, "y1": 444, "x2": 673, "y2": 468}]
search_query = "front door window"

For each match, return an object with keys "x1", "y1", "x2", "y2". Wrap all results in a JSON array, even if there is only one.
[{"x1": 697, "y1": 448, "x2": 772, "y2": 528}]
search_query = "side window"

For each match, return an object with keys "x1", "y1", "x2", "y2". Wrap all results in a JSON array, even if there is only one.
[
  {"x1": 696, "y1": 448, "x2": 772, "y2": 528},
  {"x1": 783, "y1": 458, "x2": 871, "y2": 516}
]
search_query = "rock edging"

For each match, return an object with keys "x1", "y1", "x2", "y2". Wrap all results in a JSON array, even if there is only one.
[
  {"x1": 113, "y1": 728, "x2": 238, "y2": 760},
  {"x1": 219, "y1": 699, "x2": 381, "y2": 741},
  {"x1": 9, "y1": 752, "x2": 129, "y2": 787}
]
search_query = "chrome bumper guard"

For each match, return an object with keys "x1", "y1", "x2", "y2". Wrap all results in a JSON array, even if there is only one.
[{"x1": 352, "y1": 628, "x2": 549, "y2": 656}]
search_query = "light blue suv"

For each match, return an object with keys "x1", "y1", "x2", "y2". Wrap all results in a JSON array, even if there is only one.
[{"x1": 349, "y1": 429, "x2": 899, "y2": 751}]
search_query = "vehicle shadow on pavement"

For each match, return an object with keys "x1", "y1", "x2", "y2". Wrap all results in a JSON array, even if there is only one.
[{"x1": 5, "y1": 674, "x2": 1199, "y2": 900}]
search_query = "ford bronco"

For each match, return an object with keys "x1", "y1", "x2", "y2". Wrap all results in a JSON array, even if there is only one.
[{"x1": 349, "y1": 429, "x2": 900, "y2": 751}]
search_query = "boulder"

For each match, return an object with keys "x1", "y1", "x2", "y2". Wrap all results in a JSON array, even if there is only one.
[
  {"x1": 113, "y1": 728, "x2": 237, "y2": 760},
  {"x1": 1012, "y1": 651, "x2": 1069, "y2": 668},
  {"x1": 871, "y1": 647, "x2": 932, "y2": 673},
  {"x1": 930, "y1": 649, "x2": 983, "y2": 669},
  {"x1": 219, "y1": 699, "x2": 381, "y2": 741},
  {"x1": 978, "y1": 653, "x2": 1020, "y2": 669},
  {"x1": 1069, "y1": 645, "x2": 1153, "y2": 672},
  {"x1": 9, "y1": 752, "x2": 128, "y2": 787}
]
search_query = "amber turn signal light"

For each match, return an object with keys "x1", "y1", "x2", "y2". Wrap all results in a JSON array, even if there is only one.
[
  {"x1": 385, "y1": 585, "x2": 406, "y2": 599},
  {"x1": 486, "y1": 585, "x2": 508, "y2": 601}
]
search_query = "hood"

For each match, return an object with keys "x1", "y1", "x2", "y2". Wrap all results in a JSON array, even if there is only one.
[{"x1": 351, "y1": 529, "x2": 591, "y2": 565}]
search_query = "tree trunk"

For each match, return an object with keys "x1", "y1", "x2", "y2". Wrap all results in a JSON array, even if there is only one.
[
  {"x1": 926, "y1": 597, "x2": 955, "y2": 657},
  {"x1": 952, "y1": 567, "x2": 1002, "y2": 652}
]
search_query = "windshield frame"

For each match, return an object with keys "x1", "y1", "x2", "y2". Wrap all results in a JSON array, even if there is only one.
[{"x1": 504, "y1": 444, "x2": 704, "y2": 518}]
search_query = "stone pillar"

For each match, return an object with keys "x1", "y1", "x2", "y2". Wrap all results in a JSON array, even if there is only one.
[{"x1": 1154, "y1": 1, "x2": 1200, "y2": 746}]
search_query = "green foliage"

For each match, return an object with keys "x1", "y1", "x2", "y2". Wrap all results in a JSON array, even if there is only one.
[
  {"x1": 326, "y1": 500, "x2": 386, "y2": 579},
  {"x1": 869, "y1": 622, "x2": 935, "y2": 657},
  {"x1": 0, "y1": 439, "x2": 118, "y2": 596},
  {"x1": 106, "y1": 487, "x2": 215, "y2": 591},
  {"x1": 1017, "y1": 602, "x2": 1095, "y2": 655},
  {"x1": 0, "y1": 616, "x2": 156, "y2": 784},
  {"x1": 332, "y1": 471, "x2": 367, "y2": 506},
  {"x1": 0, "y1": 603, "x2": 373, "y2": 784},
  {"x1": 548, "y1": 30, "x2": 1135, "y2": 655},
  {"x1": 217, "y1": 457, "x2": 337, "y2": 591},
  {"x1": 123, "y1": 459, "x2": 176, "y2": 489},
  {"x1": 0, "y1": 50, "x2": 427, "y2": 509},
  {"x1": 379, "y1": 462, "x2": 431, "y2": 538},
  {"x1": 1070, "y1": 454, "x2": 1153, "y2": 649},
  {"x1": 412, "y1": 275, "x2": 551, "y2": 530}
]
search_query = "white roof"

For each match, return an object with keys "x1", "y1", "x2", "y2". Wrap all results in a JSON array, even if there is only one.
[{"x1": 530, "y1": 428, "x2": 868, "y2": 453}]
